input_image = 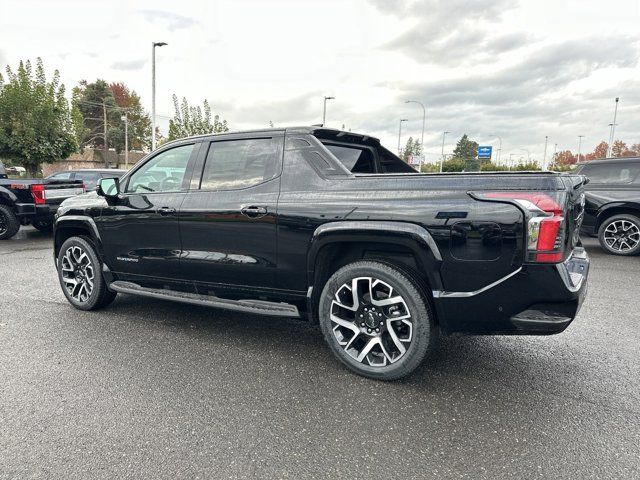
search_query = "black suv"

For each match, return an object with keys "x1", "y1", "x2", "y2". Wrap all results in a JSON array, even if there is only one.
[
  {"x1": 53, "y1": 127, "x2": 590, "y2": 380},
  {"x1": 575, "y1": 158, "x2": 640, "y2": 255}
]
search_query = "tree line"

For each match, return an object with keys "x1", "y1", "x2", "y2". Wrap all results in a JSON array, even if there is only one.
[
  {"x1": 0, "y1": 58, "x2": 228, "y2": 175},
  {"x1": 400, "y1": 133, "x2": 639, "y2": 173}
]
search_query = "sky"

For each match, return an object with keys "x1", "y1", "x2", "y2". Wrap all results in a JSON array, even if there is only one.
[{"x1": 1, "y1": 0, "x2": 639, "y2": 164}]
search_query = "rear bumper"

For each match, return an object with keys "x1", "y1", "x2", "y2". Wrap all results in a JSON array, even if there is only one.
[
  {"x1": 434, "y1": 247, "x2": 590, "y2": 335},
  {"x1": 15, "y1": 203, "x2": 58, "y2": 220}
]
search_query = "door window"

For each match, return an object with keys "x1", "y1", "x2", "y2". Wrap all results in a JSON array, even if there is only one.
[
  {"x1": 49, "y1": 172, "x2": 73, "y2": 180},
  {"x1": 127, "y1": 144, "x2": 194, "y2": 193},
  {"x1": 582, "y1": 163, "x2": 640, "y2": 184},
  {"x1": 200, "y1": 138, "x2": 280, "y2": 190}
]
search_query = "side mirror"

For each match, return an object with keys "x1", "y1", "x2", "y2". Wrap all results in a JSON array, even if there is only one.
[{"x1": 97, "y1": 177, "x2": 120, "y2": 199}]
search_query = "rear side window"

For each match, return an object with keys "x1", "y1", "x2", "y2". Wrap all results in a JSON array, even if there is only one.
[
  {"x1": 324, "y1": 144, "x2": 375, "y2": 173},
  {"x1": 582, "y1": 163, "x2": 640, "y2": 184},
  {"x1": 75, "y1": 172, "x2": 101, "y2": 183},
  {"x1": 50, "y1": 172, "x2": 73, "y2": 180},
  {"x1": 200, "y1": 138, "x2": 280, "y2": 190}
]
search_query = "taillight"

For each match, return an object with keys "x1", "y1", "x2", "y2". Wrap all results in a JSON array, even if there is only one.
[
  {"x1": 478, "y1": 191, "x2": 566, "y2": 263},
  {"x1": 30, "y1": 184, "x2": 46, "y2": 205}
]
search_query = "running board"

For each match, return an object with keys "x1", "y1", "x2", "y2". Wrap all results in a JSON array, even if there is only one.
[{"x1": 108, "y1": 281, "x2": 300, "y2": 318}]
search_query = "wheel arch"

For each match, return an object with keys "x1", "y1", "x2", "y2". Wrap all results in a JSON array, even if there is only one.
[
  {"x1": 0, "y1": 186, "x2": 18, "y2": 205},
  {"x1": 306, "y1": 221, "x2": 443, "y2": 323},
  {"x1": 596, "y1": 202, "x2": 640, "y2": 230},
  {"x1": 54, "y1": 216, "x2": 103, "y2": 260}
]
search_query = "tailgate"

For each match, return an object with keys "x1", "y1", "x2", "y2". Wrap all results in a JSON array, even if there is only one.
[{"x1": 43, "y1": 180, "x2": 85, "y2": 205}]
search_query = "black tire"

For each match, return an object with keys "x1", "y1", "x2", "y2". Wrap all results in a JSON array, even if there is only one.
[
  {"x1": 31, "y1": 219, "x2": 53, "y2": 233},
  {"x1": 57, "y1": 236, "x2": 117, "y2": 310},
  {"x1": 0, "y1": 204, "x2": 20, "y2": 240},
  {"x1": 318, "y1": 260, "x2": 433, "y2": 381},
  {"x1": 598, "y1": 214, "x2": 640, "y2": 256}
]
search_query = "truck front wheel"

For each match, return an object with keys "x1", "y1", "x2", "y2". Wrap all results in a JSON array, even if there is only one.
[
  {"x1": 0, "y1": 205, "x2": 20, "y2": 240},
  {"x1": 57, "y1": 236, "x2": 117, "y2": 310},
  {"x1": 318, "y1": 260, "x2": 434, "y2": 381}
]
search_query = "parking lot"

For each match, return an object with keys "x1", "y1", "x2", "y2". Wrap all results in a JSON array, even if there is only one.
[{"x1": 1, "y1": 227, "x2": 638, "y2": 479}]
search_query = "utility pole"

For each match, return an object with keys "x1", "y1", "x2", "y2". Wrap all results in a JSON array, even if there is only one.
[
  {"x1": 151, "y1": 41, "x2": 167, "y2": 151},
  {"x1": 398, "y1": 118, "x2": 408, "y2": 155},
  {"x1": 121, "y1": 114, "x2": 129, "y2": 168},
  {"x1": 577, "y1": 135, "x2": 584, "y2": 163},
  {"x1": 440, "y1": 131, "x2": 450, "y2": 173},
  {"x1": 102, "y1": 101, "x2": 109, "y2": 167},
  {"x1": 607, "y1": 97, "x2": 620, "y2": 158},
  {"x1": 543, "y1": 136, "x2": 548, "y2": 169},
  {"x1": 322, "y1": 96, "x2": 335, "y2": 126}
]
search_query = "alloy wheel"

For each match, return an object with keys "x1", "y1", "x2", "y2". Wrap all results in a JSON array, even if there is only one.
[
  {"x1": 603, "y1": 219, "x2": 640, "y2": 253},
  {"x1": 0, "y1": 212, "x2": 7, "y2": 236},
  {"x1": 61, "y1": 245, "x2": 95, "y2": 302},
  {"x1": 330, "y1": 277, "x2": 413, "y2": 367}
]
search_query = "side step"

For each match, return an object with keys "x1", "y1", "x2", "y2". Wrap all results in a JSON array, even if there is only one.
[{"x1": 108, "y1": 281, "x2": 300, "y2": 318}]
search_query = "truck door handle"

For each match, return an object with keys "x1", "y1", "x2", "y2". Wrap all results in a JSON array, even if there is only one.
[
  {"x1": 241, "y1": 206, "x2": 267, "y2": 217},
  {"x1": 157, "y1": 207, "x2": 176, "y2": 216}
]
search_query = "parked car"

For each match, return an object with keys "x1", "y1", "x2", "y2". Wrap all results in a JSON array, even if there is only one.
[
  {"x1": 53, "y1": 127, "x2": 590, "y2": 380},
  {"x1": 47, "y1": 168, "x2": 127, "y2": 191},
  {"x1": 0, "y1": 176, "x2": 85, "y2": 239},
  {"x1": 575, "y1": 157, "x2": 640, "y2": 255}
]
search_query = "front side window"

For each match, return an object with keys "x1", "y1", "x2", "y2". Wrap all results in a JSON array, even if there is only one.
[
  {"x1": 582, "y1": 163, "x2": 640, "y2": 184},
  {"x1": 127, "y1": 144, "x2": 194, "y2": 193},
  {"x1": 200, "y1": 138, "x2": 280, "y2": 190}
]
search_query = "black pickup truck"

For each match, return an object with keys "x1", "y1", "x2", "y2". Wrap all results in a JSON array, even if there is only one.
[
  {"x1": 53, "y1": 127, "x2": 590, "y2": 380},
  {"x1": 0, "y1": 176, "x2": 85, "y2": 239}
]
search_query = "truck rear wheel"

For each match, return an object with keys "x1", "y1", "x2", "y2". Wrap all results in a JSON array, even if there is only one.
[
  {"x1": 32, "y1": 219, "x2": 53, "y2": 233},
  {"x1": 0, "y1": 205, "x2": 20, "y2": 240},
  {"x1": 57, "y1": 236, "x2": 117, "y2": 310},
  {"x1": 318, "y1": 260, "x2": 433, "y2": 381}
]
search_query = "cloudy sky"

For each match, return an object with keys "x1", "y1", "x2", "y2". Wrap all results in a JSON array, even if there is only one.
[{"x1": 1, "y1": 0, "x2": 639, "y2": 163}]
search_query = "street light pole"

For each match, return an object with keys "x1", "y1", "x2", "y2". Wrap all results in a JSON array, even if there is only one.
[
  {"x1": 488, "y1": 134, "x2": 502, "y2": 164},
  {"x1": 577, "y1": 135, "x2": 584, "y2": 162},
  {"x1": 121, "y1": 114, "x2": 129, "y2": 168},
  {"x1": 440, "y1": 131, "x2": 450, "y2": 173},
  {"x1": 404, "y1": 100, "x2": 426, "y2": 155},
  {"x1": 322, "y1": 96, "x2": 335, "y2": 126},
  {"x1": 398, "y1": 119, "x2": 408, "y2": 155},
  {"x1": 543, "y1": 136, "x2": 548, "y2": 169},
  {"x1": 151, "y1": 41, "x2": 167, "y2": 151},
  {"x1": 607, "y1": 97, "x2": 620, "y2": 157}
]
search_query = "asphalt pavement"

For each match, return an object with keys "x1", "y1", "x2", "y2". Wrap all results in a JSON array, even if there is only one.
[{"x1": 1, "y1": 227, "x2": 639, "y2": 479}]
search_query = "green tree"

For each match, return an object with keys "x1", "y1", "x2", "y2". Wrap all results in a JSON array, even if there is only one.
[
  {"x1": 72, "y1": 79, "x2": 122, "y2": 166},
  {"x1": 0, "y1": 58, "x2": 76, "y2": 175},
  {"x1": 452, "y1": 134, "x2": 479, "y2": 171},
  {"x1": 441, "y1": 157, "x2": 465, "y2": 172},
  {"x1": 167, "y1": 95, "x2": 228, "y2": 141},
  {"x1": 400, "y1": 136, "x2": 422, "y2": 163}
]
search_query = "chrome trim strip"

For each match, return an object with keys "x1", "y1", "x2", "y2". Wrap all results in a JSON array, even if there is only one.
[{"x1": 432, "y1": 267, "x2": 523, "y2": 298}]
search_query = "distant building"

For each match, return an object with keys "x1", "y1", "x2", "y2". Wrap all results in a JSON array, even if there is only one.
[{"x1": 41, "y1": 148, "x2": 146, "y2": 176}]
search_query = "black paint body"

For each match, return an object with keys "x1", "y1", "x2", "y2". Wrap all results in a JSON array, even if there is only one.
[
  {"x1": 574, "y1": 158, "x2": 640, "y2": 236},
  {"x1": 54, "y1": 127, "x2": 590, "y2": 335}
]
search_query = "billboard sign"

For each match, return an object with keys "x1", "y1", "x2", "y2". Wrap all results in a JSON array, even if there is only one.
[{"x1": 477, "y1": 146, "x2": 492, "y2": 159}]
